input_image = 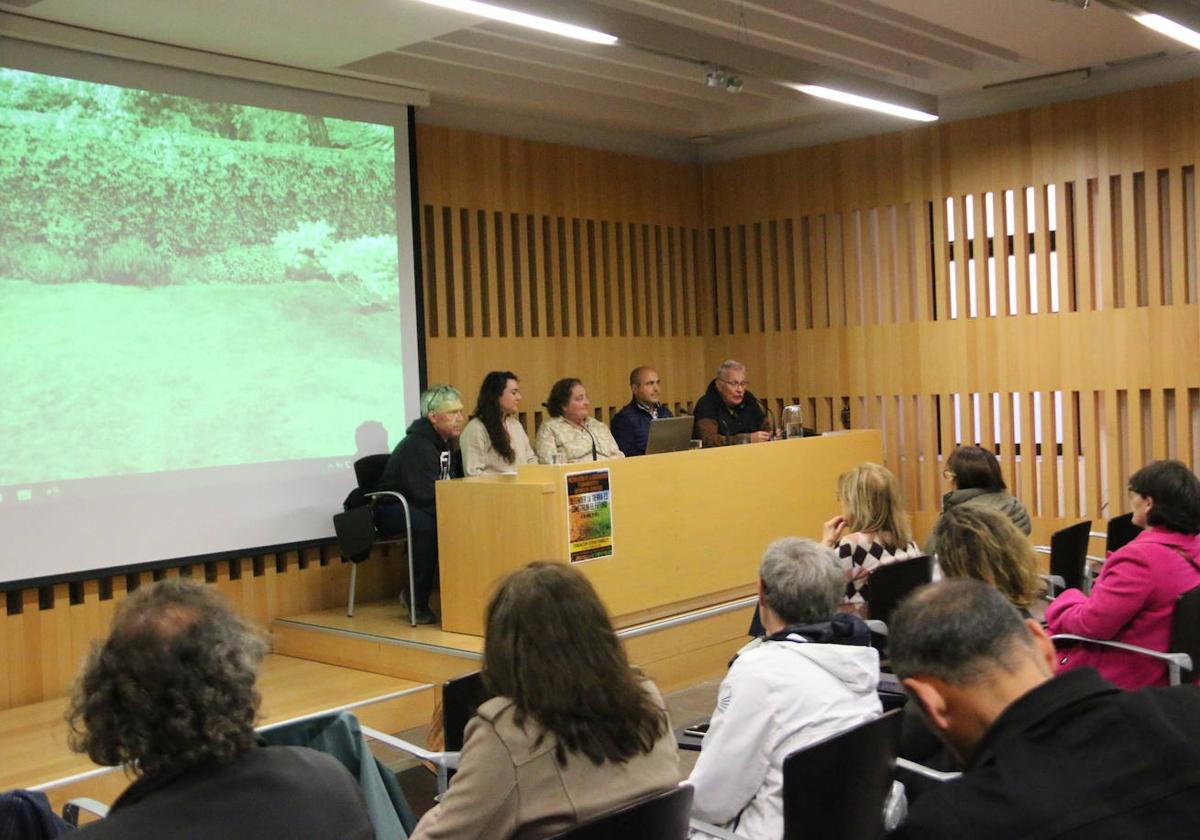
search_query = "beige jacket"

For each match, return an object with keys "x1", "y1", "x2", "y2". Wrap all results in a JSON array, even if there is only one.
[
  {"x1": 460, "y1": 416, "x2": 537, "y2": 475},
  {"x1": 411, "y1": 682, "x2": 680, "y2": 840},
  {"x1": 534, "y1": 417, "x2": 624, "y2": 464}
]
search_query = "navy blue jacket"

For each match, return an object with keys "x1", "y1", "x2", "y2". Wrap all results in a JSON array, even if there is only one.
[{"x1": 610, "y1": 399, "x2": 673, "y2": 457}]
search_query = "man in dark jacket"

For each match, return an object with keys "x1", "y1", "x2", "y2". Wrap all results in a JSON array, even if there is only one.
[
  {"x1": 610, "y1": 366, "x2": 673, "y2": 456},
  {"x1": 692, "y1": 360, "x2": 773, "y2": 447},
  {"x1": 888, "y1": 579, "x2": 1200, "y2": 839},
  {"x1": 376, "y1": 384, "x2": 464, "y2": 624},
  {"x1": 70, "y1": 579, "x2": 375, "y2": 840}
]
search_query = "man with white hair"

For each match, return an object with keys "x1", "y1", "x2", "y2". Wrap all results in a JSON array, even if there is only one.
[
  {"x1": 376, "y1": 384, "x2": 464, "y2": 624},
  {"x1": 688, "y1": 538, "x2": 881, "y2": 839},
  {"x1": 691, "y1": 360, "x2": 773, "y2": 447}
]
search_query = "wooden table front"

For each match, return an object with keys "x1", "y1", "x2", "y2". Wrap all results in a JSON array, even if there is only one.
[{"x1": 436, "y1": 429, "x2": 883, "y2": 635}]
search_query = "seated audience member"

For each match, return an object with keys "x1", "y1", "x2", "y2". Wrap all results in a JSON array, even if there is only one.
[
  {"x1": 610, "y1": 366, "x2": 674, "y2": 456},
  {"x1": 689, "y1": 538, "x2": 881, "y2": 840},
  {"x1": 375, "y1": 384, "x2": 465, "y2": 624},
  {"x1": 68, "y1": 580, "x2": 374, "y2": 840},
  {"x1": 900, "y1": 505, "x2": 1042, "y2": 781},
  {"x1": 691, "y1": 360, "x2": 772, "y2": 447},
  {"x1": 534, "y1": 378, "x2": 624, "y2": 464},
  {"x1": 931, "y1": 503, "x2": 1042, "y2": 616},
  {"x1": 411, "y1": 562, "x2": 678, "y2": 839},
  {"x1": 925, "y1": 445, "x2": 1030, "y2": 557},
  {"x1": 887, "y1": 579, "x2": 1200, "y2": 839},
  {"x1": 460, "y1": 371, "x2": 537, "y2": 475},
  {"x1": 1046, "y1": 459, "x2": 1200, "y2": 689},
  {"x1": 823, "y1": 462, "x2": 921, "y2": 607}
]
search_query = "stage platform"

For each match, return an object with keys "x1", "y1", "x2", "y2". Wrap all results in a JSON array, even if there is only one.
[{"x1": 272, "y1": 591, "x2": 758, "y2": 695}]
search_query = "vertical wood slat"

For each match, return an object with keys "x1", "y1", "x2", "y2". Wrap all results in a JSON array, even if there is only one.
[
  {"x1": 993, "y1": 190, "x2": 1013, "y2": 315},
  {"x1": 1063, "y1": 391, "x2": 1081, "y2": 519},
  {"x1": 1055, "y1": 182, "x2": 1073, "y2": 313},
  {"x1": 931, "y1": 200, "x2": 950, "y2": 320},
  {"x1": 459, "y1": 208, "x2": 476, "y2": 337},
  {"x1": 827, "y1": 214, "x2": 846, "y2": 327},
  {"x1": 951, "y1": 195, "x2": 968, "y2": 318},
  {"x1": 1040, "y1": 391, "x2": 1059, "y2": 518},
  {"x1": 1074, "y1": 179, "x2": 1095, "y2": 312},
  {"x1": 1097, "y1": 175, "x2": 1116, "y2": 311},
  {"x1": 1034, "y1": 185, "x2": 1052, "y2": 314},
  {"x1": 844, "y1": 211, "x2": 863, "y2": 326},
  {"x1": 1013, "y1": 189, "x2": 1032, "y2": 316},
  {"x1": 1146, "y1": 171, "x2": 1164, "y2": 307},
  {"x1": 1168, "y1": 167, "x2": 1186, "y2": 305},
  {"x1": 809, "y1": 216, "x2": 829, "y2": 329},
  {"x1": 1120, "y1": 172, "x2": 1138, "y2": 309}
]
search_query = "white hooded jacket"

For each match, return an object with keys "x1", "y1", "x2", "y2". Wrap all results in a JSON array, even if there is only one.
[{"x1": 687, "y1": 633, "x2": 883, "y2": 840}]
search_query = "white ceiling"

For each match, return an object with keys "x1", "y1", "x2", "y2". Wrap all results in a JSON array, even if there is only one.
[{"x1": 3, "y1": 0, "x2": 1200, "y2": 161}]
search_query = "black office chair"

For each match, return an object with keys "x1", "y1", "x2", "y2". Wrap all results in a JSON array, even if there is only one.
[
  {"x1": 1052, "y1": 583, "x2": 1200, "y2": 686},
  {"x1": 442, "y1": 670, "x2": 490, "y2": 752},
  {"x1": 547, "y1": 784, "x2": 693, "y2": 840},
  {"x1": 332, "y1": 453, "x2": 417, "y2": 622},
  {"x1": 865, "y1": 555, "x2": 932, "y2": 629},
  {"x1": 1105, "y1": 512, "x2": 1142, "y2": 555},
  {"x1": 1036, "y1": 520, "x2": 1092, "y2": 597}
]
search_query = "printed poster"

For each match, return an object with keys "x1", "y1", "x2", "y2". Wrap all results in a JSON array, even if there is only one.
[{"x1": 565, "y1": 468, "x2": 613, "y2": 563}]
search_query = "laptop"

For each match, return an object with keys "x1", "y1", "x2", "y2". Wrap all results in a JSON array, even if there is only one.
[{"x1": 644, "y1": 415, "x2": 695, "y2": 455}]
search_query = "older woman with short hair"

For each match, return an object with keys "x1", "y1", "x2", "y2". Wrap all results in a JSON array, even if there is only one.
[
  {"x1": 410, "y1": 562, "x2": 678, "y2": 839},
  {"x1": 1047, "y1": 459, "x2": 1200, "y2": 688},
  {"x1": 534, "y1": 378, "x2": 623, "y2": 464},
  {"x1": 926, "y1": 445, "x2": 1030, "y2": 558}
]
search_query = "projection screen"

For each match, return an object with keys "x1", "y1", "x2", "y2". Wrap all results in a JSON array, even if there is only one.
[{"x1": 0, "y1": 40, "x2": 423, "y2": 585}]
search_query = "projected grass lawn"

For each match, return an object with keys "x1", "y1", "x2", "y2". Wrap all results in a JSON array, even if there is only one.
[{"x1": 0, "y1": 278, "x2": 403, "y2": 485}]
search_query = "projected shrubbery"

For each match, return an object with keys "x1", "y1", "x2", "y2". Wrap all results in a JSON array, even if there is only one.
[{"x1": 0, "y1": 69, "x2": 407, "y2": 486}]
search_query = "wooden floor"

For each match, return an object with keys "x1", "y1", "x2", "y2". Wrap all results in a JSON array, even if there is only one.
[
  {"x1": 282, "y1": 600, "x2": 485, "y2": 656},
  {"x1": 0, "y1": 654, "x2": 431, "y2": 796}
]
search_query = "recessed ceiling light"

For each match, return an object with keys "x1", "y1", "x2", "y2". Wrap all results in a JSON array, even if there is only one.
[
  {"x1": 789, "y1": 84, "x2": 938, "y2": 122},
  {"x1": 413, "y1": 0, "x2": 618, "y2": 45},
  {"x1": 1134, "y1": 12, "x2": 1200, "y2": 50}
]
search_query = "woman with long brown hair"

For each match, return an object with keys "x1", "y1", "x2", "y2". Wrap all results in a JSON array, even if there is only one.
[
  {"x1": 460, "y1": 371, "x2": 537, "y2": 475},
  {"x1": 930, "y1": 503, "x2": 1042, "y2": 613},
  {"x1": 410, "y1": 562, "x2": 679, "y2": 839}
]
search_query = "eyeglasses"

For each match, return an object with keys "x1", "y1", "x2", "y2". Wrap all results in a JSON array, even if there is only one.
[
  {"x1": 719, "y1": 379, "x2": 749, "y2": 390},
  {"x1": 942, "y1": 469, "x2": 955, "y2": 480}
]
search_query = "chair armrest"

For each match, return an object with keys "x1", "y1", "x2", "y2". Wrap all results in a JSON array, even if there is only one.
[
  {"x1": 1039, "y1": 573, "x2": 1066, "y2": 599},
  {"x1": 689, "y1": 817, "x2": 750, "y2": 840},
  {"x1": 360, "y1": 725, "x2": 460, "y2": 793},
  {"x1": 1050, "y1": 634, "x2": 1193, "y2": 685},
  {"x1": 895, "y1": 757, "x2": 961, "y2": 782},
  {"x1": 865, "y1": 619, "x2": 889, "y2": 637},
  {"x1": 1033, "y1": 545, "x2": 1051, "y2": 556},
  {"x1": 62, "y1": 797, "x2": 110, "y2": 825},
  {"x1": 366, "y1": 490, "x2": 409, "y2": 507}
]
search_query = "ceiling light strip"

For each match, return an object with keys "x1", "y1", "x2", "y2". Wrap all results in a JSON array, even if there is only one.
[
  {"x1": 413, "y1": 0, "x2": 618, "y2": 45},
  {"x1": 1134, "y1": 13, "x2": 1200, "y2": 50},
  {"x1": 790, "y1": 84, "x2": 938, "y2": 122}
]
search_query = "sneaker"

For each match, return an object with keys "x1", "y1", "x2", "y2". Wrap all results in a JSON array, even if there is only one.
[{"x1": 413, "y1": 605, "x2": 438, "y2": 625}]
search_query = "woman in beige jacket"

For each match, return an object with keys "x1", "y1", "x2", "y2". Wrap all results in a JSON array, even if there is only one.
[
  {"x1": 410, "y1": 563, "x2": 680, "y2": 840},
  {"x1": 534, "y1": 378, "x2": 624, "y2": 464},
  {"x1": 460, "y1": 371, "x2": 538, "y2": 475}
]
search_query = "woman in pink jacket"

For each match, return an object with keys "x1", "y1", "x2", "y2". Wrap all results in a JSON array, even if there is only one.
[{"x1": 1046, "y1": 460, "x2": 1200, "y2": 689}]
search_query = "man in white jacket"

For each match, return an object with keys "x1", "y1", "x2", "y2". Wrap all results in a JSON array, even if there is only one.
[{"x1": 688, "y1": 537, "x2": 883, "y2": 839}]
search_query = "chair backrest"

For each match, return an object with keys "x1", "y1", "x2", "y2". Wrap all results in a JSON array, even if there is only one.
[
  {"x1": 442, "y1": 670, "x2": 490, "y2": 752},
  {"x1": 546, "y1": 784, "x2": 693, "y2": 840},
  {"x1": 867, "y1": 555, "x2": 932, "y2": 626},
  {"x1": 781, "y1": 708, "x2": 903, "y2": 840},
  {"x1": 1172, "y1": 584, "x2": 1200, "y2": 683},
  {"x1": 354, "y1": 453, "x2": 391, "y2": 492},
  {"x1": 1106, "y1": 512, "x2": 1142, "y2": 555},
  {"x1": 1050, "y1": 520, "x2": 1092, "y2": 591}
]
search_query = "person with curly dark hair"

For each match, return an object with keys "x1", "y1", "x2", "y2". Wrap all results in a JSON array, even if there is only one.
[
  {"x1": 534, "y1": 378, "x2": 624, "y2": 464},
  {"x1": 67, "y1": 579, "x2": 374, "y2": 839},
  {"x1": 410, "y1": 562, "x2": 679, "y2": 839},
  {"x1": 460, "y1": 371, "x2": 538, "y2": 475}
]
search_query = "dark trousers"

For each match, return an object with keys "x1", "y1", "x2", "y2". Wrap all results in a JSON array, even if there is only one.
[{"x1": 374, "y1": 503, "x2": 439, "y2": 608}]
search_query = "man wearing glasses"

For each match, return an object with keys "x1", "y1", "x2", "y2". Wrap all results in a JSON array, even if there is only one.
[{"x1": 692, "y1": 359, "x2": 773, "y2": 447}]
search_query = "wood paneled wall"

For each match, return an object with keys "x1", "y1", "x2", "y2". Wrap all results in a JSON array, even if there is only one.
[{"x1": 701, "y1": 80, "x2": 1200, "y2": 542}]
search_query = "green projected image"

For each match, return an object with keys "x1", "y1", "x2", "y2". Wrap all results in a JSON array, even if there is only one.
[{"x1": 0, "y1": 69, "x2": 406, "y2": 486}]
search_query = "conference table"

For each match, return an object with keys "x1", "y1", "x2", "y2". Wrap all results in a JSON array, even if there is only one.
[{"x1": 436, "y1": 429, "x2": 883, "y2": 636}]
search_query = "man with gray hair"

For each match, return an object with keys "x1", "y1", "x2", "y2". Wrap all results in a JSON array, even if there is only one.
[
  {"x1": 688, "y1": 538, "x2": 881, "y2": 839},
  {"x1": 888, "y1": 579, "x2": 1200, "y2": 839},
  {"x1": 376, "y1": 384, "x2": 464, "y2": 624},
  {"x1": 691, "y1": 359, "x2": 773, "y2": 447}
]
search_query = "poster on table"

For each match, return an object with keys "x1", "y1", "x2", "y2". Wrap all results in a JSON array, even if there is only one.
[{"x1": 565, "y1": 468, "x2": 613, "y2": 563}]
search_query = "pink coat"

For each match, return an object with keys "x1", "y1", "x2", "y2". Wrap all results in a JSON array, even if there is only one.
[{"x1": 1045, "y1": 527, "x2": 1200, "y2": 689}]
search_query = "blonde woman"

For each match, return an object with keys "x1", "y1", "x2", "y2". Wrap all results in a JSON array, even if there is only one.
[
  {"x1": 929, "y1": 503, "x2": 1042, "y2": 615},
  {"x1": 822, "y1": 462, "x2": 920, "y2": 605}
]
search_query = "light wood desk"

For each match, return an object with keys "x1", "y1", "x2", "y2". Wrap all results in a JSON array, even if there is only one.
[{"x1": 436, "y1": 429, "x2": 882, "y2": 635}]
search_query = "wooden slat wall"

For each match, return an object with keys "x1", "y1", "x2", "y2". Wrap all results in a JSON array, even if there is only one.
[
  {"x1": 701, "y1": 79, "x2": 1200, "y2": 545},
  {"x1": 416, "y1": 125, "x2": 709, "y2": 429}
]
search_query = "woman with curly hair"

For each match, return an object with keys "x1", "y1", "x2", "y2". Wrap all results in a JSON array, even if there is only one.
[
  {"x1": 67, "y1": 579, "x2": 373, "y2": 839},
  {"x1": 460, "y1": 371, "x2": 538, "y2": 475},
  {"x1": 929, "y1": 502, "x2": 1043, "y2": 614},
  {"x1": 411, "y1": 562, "x2": 679, "y2": 839},
  {"x1": 534, "y1": 378, "x2": 624, "y2": 464}
]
